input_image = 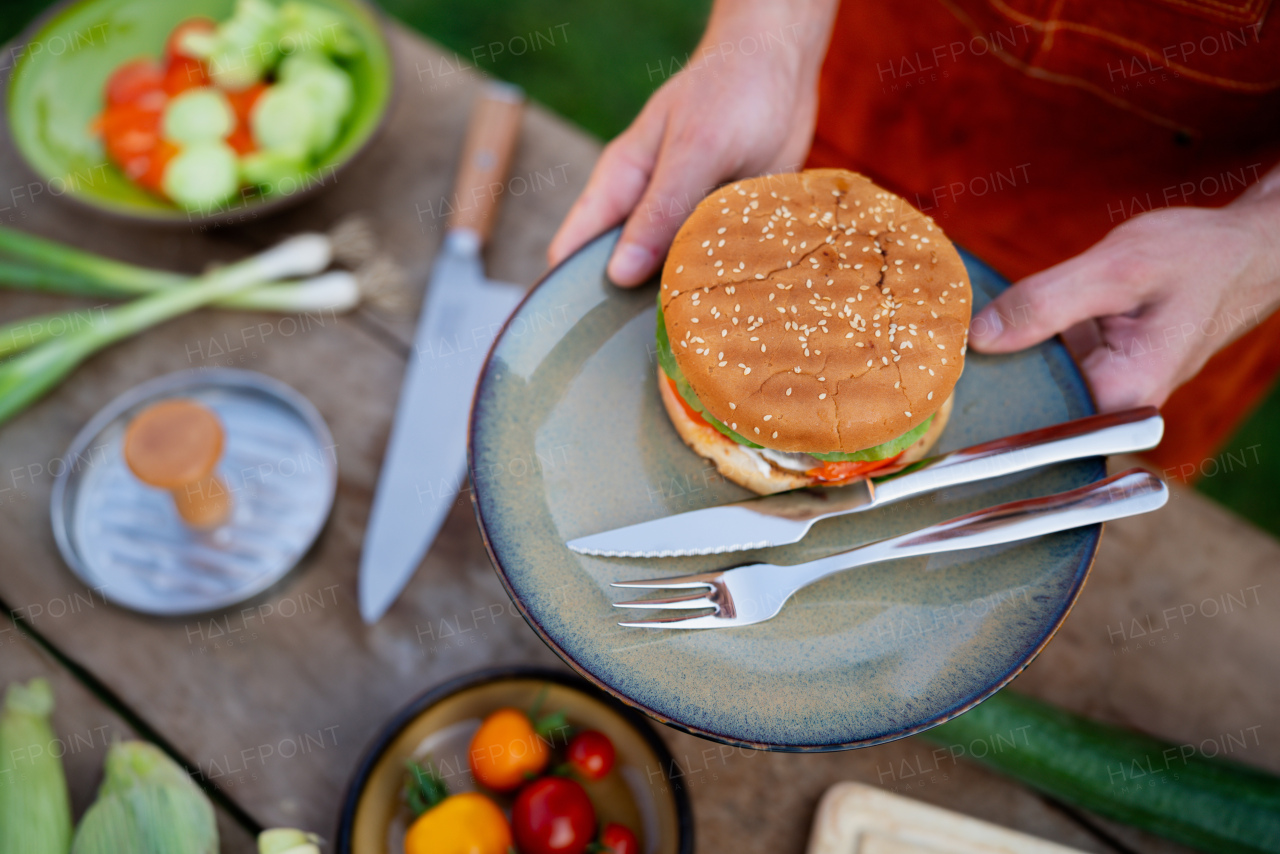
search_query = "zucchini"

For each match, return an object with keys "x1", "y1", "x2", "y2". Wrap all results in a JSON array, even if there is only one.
[
  {"x1": 923, "y1": 690, "x2": 1280, "y2": 853},
  {"x1": 162, "y1": 89, "x2": 234, "y2": 145},
  {"x1": 162, "y1": 142, "x2": 239, "y2": 211}
]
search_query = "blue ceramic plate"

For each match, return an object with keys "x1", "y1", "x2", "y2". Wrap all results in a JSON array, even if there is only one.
[{"x1": 469, "y1": 228, "x2": 1102, "y2": 751}]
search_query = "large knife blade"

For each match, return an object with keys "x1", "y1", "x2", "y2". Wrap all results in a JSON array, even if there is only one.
[
  {"x1": 360, "y1": 84, "x2": 525, "y2": 623},
  {"x1": 566, "y1": 407, "x2": 1163, "y2": 558}
]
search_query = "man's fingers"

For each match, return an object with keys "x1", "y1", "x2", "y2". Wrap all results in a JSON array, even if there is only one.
[
  {"x1": 609, "y1": 128, "x2": 733, "y2": 285},
  {"x1": 968, "y1": 260, "x2": 1141, "y2": 353},
  {"x1": 547, "y1": 121, "x2": 662, "y2": 269}
]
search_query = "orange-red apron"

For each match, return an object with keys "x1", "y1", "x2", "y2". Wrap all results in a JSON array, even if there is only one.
[{"x1": 807, "y1": 0, "x2": 1280, "y2": 479}]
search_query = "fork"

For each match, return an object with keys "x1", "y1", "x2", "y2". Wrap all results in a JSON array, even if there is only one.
[{"x1": 611, "y1": 468, "x2": 1167, "y2": 629}]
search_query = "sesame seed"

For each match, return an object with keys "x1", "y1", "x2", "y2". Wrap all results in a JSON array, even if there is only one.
[
  {"x1": 905, "y1": 411, "x2": 912, "y2": 417},
  {"x1": 786, "y1": 388, "x2": 792, "y2": 396},
  {"x1": 754, "y1": 427, "x2": 760, "y2": 434},
  {"x1": 772, "y1": 431, "x2": 778, "y2": 439},
  {"x1": 819, "y1": 393, "x2": 827, "y2": 400},
  {"x1": 764, "y1": 415, "x2": 772, "y2": 421}
]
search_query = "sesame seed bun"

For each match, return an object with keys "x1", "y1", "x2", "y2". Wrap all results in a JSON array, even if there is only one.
[
  {"x1": 659, "y1": 169, "x2": 970, "y2": 456},
  {"x1": 658, "y1": 365, "x2": 953, "y2": 494}
]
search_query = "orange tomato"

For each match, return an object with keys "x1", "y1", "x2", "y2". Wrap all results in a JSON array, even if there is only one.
[
  {"x1": 404, "y1": 791, "x2": 512, "y2": 854},
  {"x1": 163, "y1": 56, "x2": 209, "y2": 95},
  {"x1": 468, "y1": 707, "x2": 549, "y2": 791},
  {"x1": 105, "y1": 58, "x2": 165, "y2": 107}
]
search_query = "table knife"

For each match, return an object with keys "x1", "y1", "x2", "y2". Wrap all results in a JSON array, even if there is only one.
[
  {"x1": 360, "y1": 83, "x2": 526, "y2": 623},
  {"x1": 567, "y1": 406, "x2": 1163, "y2": 558}
]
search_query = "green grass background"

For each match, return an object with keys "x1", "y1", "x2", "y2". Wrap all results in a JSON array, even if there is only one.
[{"x1": 2, "y1": 0, "x2": 1276, "y2": 537}]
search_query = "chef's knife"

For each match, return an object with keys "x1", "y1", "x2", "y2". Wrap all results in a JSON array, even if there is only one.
[
  {"x1": 360, "y1": 83, "x2": 526, "y2": 623},
  {"x1": 566, "y1": 406, "x2": 1163, "y2": 558}
]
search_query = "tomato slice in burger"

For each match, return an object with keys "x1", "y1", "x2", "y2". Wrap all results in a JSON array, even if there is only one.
[{"x1": 806, "y1": 454, "x2": 903, "y2": 484}]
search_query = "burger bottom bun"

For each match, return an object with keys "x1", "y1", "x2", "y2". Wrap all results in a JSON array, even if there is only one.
[{"x1": 658, "y1": 367, "x2": 953, "y2": 495}]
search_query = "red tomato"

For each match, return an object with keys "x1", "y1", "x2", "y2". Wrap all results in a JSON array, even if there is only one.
[
  {"x1": 163, "y1": 56, "x2": 208, "y2": 95},
  {"x1": 165, "y1": 18, "x2": 216, "y2": 63},
  {"x1": 567, "y1": 731, "x2": 615, "y2": 781},
  {"x1": 600, "y1": 823, "x2": 639, "y2": 854},
  {"x1": 226, "y1": 124, "x2": 256, "y2": 155},
  {"x1": 105, "y1": 59, "x2": 165, "y2": 107},
  {"x1": 98, "y1": 103, "x2": 162, "y2": 163},
  {"x1": 512, "y1": 777, "x2": 596, "y2": 854},
  {"x1": 225, "y1": 83, "x2": 267, "y2": 125},
  {"x1": 134, "y1": 139, "x2": 180, "y2": 196}
]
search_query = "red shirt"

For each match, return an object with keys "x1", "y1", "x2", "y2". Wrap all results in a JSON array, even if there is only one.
[{"x1": 807, "y1": 0, "x2": 1280, "y2": 474}]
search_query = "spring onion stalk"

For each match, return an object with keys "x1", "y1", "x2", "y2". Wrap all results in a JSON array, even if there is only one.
[
  {"x1": 0, "y1": 233, "x2": 330, "y2": 426},
  {"x1": 0, "y1": 226, "x2": 355, "y2": 313},
  {"x1": 0, "y1": 270, "x2": 359, "y2": 359},
  {"x1": 0, "y1": 678, "x2": 73, "y2": 854},
  {"x1": 71, "y1": 741, "x2": 217, "y2": 854},
  {"x1": 259, "y1": 829, "x2": 322, "y2": 854}
]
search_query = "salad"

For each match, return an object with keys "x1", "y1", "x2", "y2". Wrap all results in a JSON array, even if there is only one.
[
  {"x1": 93, "y1": 0, "x2": 364, "y2": 212},
  {"x1": 402, "y1": 696, "x2": 640, "y2": 854}
]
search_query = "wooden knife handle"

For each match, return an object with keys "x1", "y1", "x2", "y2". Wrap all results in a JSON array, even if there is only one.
[{"x1": 446, "y1": 82, "x2": 525, "y2": 243}]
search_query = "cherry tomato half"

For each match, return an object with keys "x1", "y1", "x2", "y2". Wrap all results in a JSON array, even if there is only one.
[
  {"x1": 512, "y1": 777, "x2": 596, "y2": 854},
  {"x1": 163, "y1": 56, "x2": 209, "y2": 96},
  {"x1": 600, "y1": 823, "x2": 639, "y2": 854},
  {"x1": 469, "y1": 707, "x2": 549, "y2": 792},
  {"x1": 165, "y1": 17, "x2": 216, "y2": 63},
  {"x1": 98, "y1": 103, "x2": 162, "y2": 164},
  {"x1": 105, "y1": 58, "x2": 165, "y2": 107},
  {"x1": 133, "y1": 139, "x2": 180, "y2": 196},
  {"x1": 567, "y1": 730, "x2": 615, "y2": 781}
]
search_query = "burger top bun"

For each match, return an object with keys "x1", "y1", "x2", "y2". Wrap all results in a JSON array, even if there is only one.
[{"x1": 660, "y1": 169, "x2": 971, "y2": 455}]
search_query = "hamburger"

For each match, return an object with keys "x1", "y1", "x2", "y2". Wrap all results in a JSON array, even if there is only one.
[{"x1": 655, "y1": 169, "x2": 971, "y2": 494}]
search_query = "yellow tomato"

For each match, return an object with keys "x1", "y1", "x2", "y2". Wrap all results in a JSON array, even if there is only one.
[
  {"x1": 404, "y1": 792, "x2": 512, "y2": 854},
  {"x1": 468, "y1": 707, "x2": 549, "y2": 791}
]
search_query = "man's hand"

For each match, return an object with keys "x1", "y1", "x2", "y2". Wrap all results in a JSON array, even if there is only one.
[
  {"x1": 548, "y1": 0, "x2": 839, "y2": 285},
  {"x1": 969, "y1": 175, "x2": 1280, "y2": 411}
]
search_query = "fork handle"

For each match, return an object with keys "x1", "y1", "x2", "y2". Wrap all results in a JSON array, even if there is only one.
[{"x1": 791, "y1": 469, "x2": 1167, "y2": 588}]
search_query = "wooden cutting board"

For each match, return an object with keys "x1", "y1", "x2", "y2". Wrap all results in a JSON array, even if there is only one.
[{"x1": 808, "y1": 782, "x2": 1088, "y2": 854}]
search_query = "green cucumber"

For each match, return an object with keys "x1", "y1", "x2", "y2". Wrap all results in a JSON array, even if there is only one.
[
  {"x1": 277, "y1": 53, "x2": 353, "y2": 152},
  {"x1": 205, "y1": 0, "x2": 282, "y2": 90},
  {"x1": 924, "y1": 690, "x2": 1280, "y2": 853},
  {"x1": 278, "y1": 2, "x2": 362, "y2": 58},
  {"x1": 162, "y1": 88, "x2": 234, "y2": 145},
  {"x1": 162, "y1": 142, "x2": 239, "y2": 210},
  {"x1": 250, "y1": 84, "x2": 318, "y2": 159},
  {"x1": 240, "y1": 150, "x2": 307, "y2": 194}
]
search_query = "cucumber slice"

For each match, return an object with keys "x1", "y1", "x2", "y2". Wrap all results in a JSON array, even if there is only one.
[
  {"x1": 206, "y1": 0, "x2": 281, "y2": 90},
  {"x1": 278, "y1": 1, "x2": 362, "y2": 58},
  {"x1": 162, "y1": 88, "x2": 234, "y2": 144},
  {"x1": 277, "y1": 54, "x2": 353, "y2": 152},
  {"x1": 240, "y1": 149, "x2": 307, "y2": 195},
  {"x1": 162, "y1": 142, "x2": 239, "y2": 210},
  {"x1": 249, "y1": 84, "x2": 319, "y2": 159}
]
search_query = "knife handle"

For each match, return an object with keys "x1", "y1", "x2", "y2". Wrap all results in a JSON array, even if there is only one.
[
  {"x1": 869, "y1": 406, "x2": 1164, "y2": 508},
  {"x1": 447, "y1": 82, "x2": 526, "y2": 243}
]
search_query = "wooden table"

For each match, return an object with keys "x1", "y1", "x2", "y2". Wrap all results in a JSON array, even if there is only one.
[{"x1": 2, "y1": 24, "x2": 1277, "y2": 854}]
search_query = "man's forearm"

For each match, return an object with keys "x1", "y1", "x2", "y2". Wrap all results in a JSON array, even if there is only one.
[{"x1": 700, "y1": 0, "x2": 840, "y2": 80}]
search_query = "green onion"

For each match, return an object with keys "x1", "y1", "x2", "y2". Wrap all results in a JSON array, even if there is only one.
[
  {"x1": 0, "y1": 234, "x2": 332, "y2": 426},
  {"x1": 0, "y1": 226, "x2": 355, "y2": 314},
  {"x1": 0, "y1": 271, "x2": 359, "y2": 359}
]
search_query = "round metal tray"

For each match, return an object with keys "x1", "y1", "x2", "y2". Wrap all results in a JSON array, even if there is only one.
[{"x1": 50, "y1": 369, "x2": 337, "y2": 616}]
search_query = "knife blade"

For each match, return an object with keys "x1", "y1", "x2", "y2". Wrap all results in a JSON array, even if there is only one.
[
  {"x1": 566, "y1": 406, "x2": 1163, "y2": 558},
  {"x1": 360, "y1": 83, "x2": 526, "y2": 623}
]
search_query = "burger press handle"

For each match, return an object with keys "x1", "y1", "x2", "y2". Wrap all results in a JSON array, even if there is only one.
[{"x1": 567, "y1": 406, "x2": 1164, "y2": 558}]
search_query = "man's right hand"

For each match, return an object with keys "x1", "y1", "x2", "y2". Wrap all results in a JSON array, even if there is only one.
[{"x1": 547, "y1": 0, "x2": 840, "y2": 286}]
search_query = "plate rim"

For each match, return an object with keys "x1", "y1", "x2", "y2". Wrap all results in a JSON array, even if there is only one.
[
  {"x1": 467, "y1": 227, "x2": 1103, "y2": 752},
  {"x1": 333, "y1": 664, "x2": 696, "y2": 854},
  {"x1": 48, "y1": 367, "x2": 338, "y2": 616}
]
